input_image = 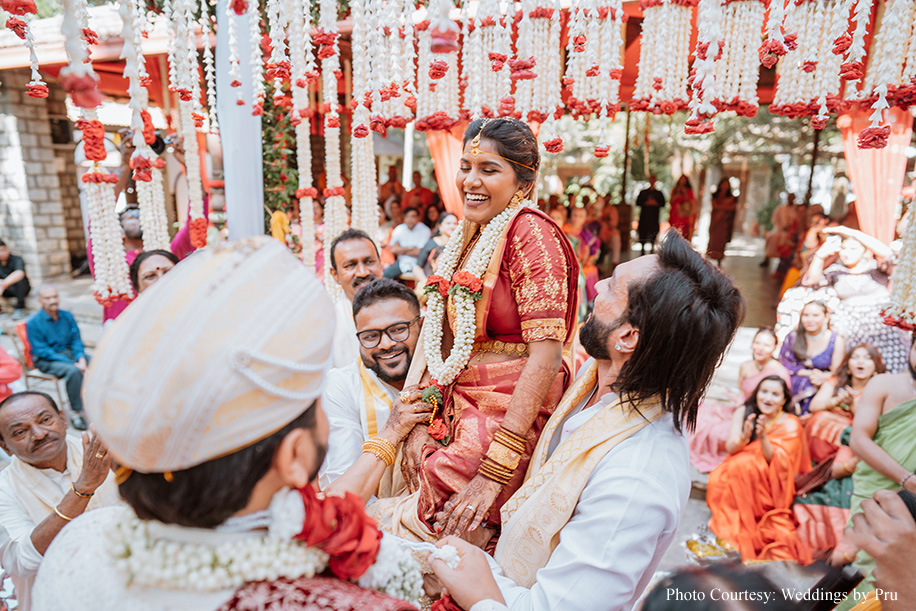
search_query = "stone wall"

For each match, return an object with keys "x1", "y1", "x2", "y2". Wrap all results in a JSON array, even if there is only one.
[
  {"x1": 46, "y1": 84, "x2": 84, "y2": 264},
  {"x1": 0, "y1": 69, "x2": 73, "y2": 282}
]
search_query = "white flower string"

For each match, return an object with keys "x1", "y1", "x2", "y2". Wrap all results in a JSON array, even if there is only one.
[
  {"x1": 227, "y1": 0, "x2": 245, "y2": 106},
  {"x1": 109, "y1": 490, "x2": 425, "y2": 604},
  {"x1": 839, "y1": 0, "x2": 874, "y2": 95},
  {"x1": 632, "y1": 0, "x2": 696, "y2": 115},
  {"x1": 289, "y1": 0, "x2": 317, "y2": 269},
  {"x1": 759, "y1": 0, "x2": 788, "y2": 69},
  {"x1": 318, "y1": 0, "x2": 346, "y2": 297},
  {"x1": 855, "y1": 0, "x2": 912, "y2": 149},
  {"x1": 512, "y1": 0, "x2": 563, "y2": 149},
  {"x1": 249, "y1": 0, "x2": 266, "y2": 115},
  {"x1": 714, "y1": 0, "x2": 766, "y2": 118},
  {"x1": 686, "y1": 0, "x2": 723, "y2": 135},
  {"x1": 348, "y1": 0, "x2": 378, "y2": 238},
  {"x1": 20, "y1": 5, "x2": 48, "y2": 99},
  {"x1": 120, "y1": 0, "x2": 170, "y2": 251},
  {"x1": 170, "y1": 0, "x2": 208, "y2": 247},
  {"x1": 424, "y1": 200, "x2": 533, "y2": 386},
  {"x1": 884, "y1": 207, "x2": 916, "y2": 331},
  {"x1": 200, "y1": 0, "x2": 219, "y2": 132},
  {"x1": 415, "y1": 0, "x2": 461, "y2": 132}
]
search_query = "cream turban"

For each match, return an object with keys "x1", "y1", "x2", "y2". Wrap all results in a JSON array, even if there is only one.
[{"x1": 83, "y1": 237, "x2": 335, "y2": 473}]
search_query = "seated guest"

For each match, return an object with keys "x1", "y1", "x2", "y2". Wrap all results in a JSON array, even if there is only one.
[
  {"x1": 25, "y1": 286, "x2": 89, "y2": 430},
  {"x1": 832, "y1": 334, "x2": 916, "y2": 605},
  {"x1": 0, "y1": 343, "x2": 22, "y2": 403},
  {"x1": 410, "y1": 231, "x2": 745, "y2": 610},
  {"x1": 778, "y1": 301, "x2": 844, "y2": 414},
  {"x1": 328, "y1": 229, "x2": 384, "y2": 368},
  {"x1": 708, "y1": 375, "x2": 812, "y2": 564},
  {"x1": 807, "y1": 343, "x2": 885, "y2": 461},
  {"x1": 0, "y1": 391, "x2": 118, "y2": 611},
  {"x1": 0, "y1": 239, "x2": 31, "y2": 320},
  {"x1": 33, "y1": 238, "x2": 420, "y2": 611},
  {"x1": 383, "y1": 207, "x2": 431, "y2": 279},
  {"x1": 792, "y1": 346, "x2": 883, "y2": 556},
  {"x1": 413, "y1": 213, "x2": 458, "y2": 290},
  {"x1": 128, "y1": 249, "x2": 179, "y2": 294},
  {"x1": 319, "y1": 279, "x2": 431, "y2": 488},
  {"x1": 690, "y1": 328, "x2": 790, "y2": 473}
]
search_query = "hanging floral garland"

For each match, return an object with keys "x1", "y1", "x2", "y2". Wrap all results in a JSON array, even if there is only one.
[
  {"x1": 227, "y1": 0, "x2": 246, "y2": 106},
  {"x1": 61, "y1": 0, "x2": 132, "y2": 303},
  {"x1": 685, "y1": 0, "x2": 723, "y2": 135},
  {"x1": 759, "y1": 0, "x2": 788, "y2": 69},
  {"x1": 463, "y1": 0, "x2": 510, "y2": 119},
  {"x1": 371, "y1": 0, "x2": 414, "y2": 131},
  {"x1": 59, "y1": 0, "x2": 104, "y2": 107},
  {"x1": 512, "y1": 0, "x2": 564, "y2": 151},
  {"x1": 883, "y1": 207, "x2": 916, "y2": 331},
  {"x1": 415, "y1": 0, "x2": 461, "y2": 132},
  {"x1": 836, "y1": 0, "x2": 873, "y2": 92},
  {"x1": 317, "y1": 0, "x2": 347, "y2": 296},
  {"x1": 631, "y1": 0, "x2": 696, "y2": 115},
  {"x1": 120, "y1": 0, "x2": 170, "y2": 251},
  {"x1": 713, "y1": 0, "x2": 766, "y2": 117},
  {"x1": 200, "y1": 0, "x2": 219, "y2": 132},
  {"x1": 855, "y1": 0, "x2": 914, "y2": 149},
  {"x1": 170, "y1": 0, "x2": 208, "y2": 247},
  {"x1": 2, "y1": 0, "x2": 48, "y2": 98},
  {"x1": 348, "y1": 0, "x2": 378, "y2": 238},
  {"x1": 290, "y1": 0, "x2": 317, "y2": 269},
  {"x1": 248, "y1": 0, "x2": 266, "y2": 116},
  {"x1": 769, "y1": 0, "x2": 849, "y2": 125}
]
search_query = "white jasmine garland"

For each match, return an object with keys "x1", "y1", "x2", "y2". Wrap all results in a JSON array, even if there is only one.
[
  {"x1": 289, "y1": 0, "x2": 317, "y2": 268},
  {"x1": 348, "y1": 0, "x2": 378, "y2": 237},
  {"x1": 249, "y1": 0, "x2": 266, "y2": 110},
  {"x1": 425, "y1": 200, "x2": 533, "y2": 386},
  {"x1": 109, "y1": 491, "x2": 426, "y2": 605},
  {"x1": 200, "y1": 0, "x2": 219, "y2": 132},
  {"x1": 860, "y1": 0, "x2": 911, "y2": 132},
  {"x1": 885, "y1": 207, "x2": 916, "y2": 328},
  {"x1": 227, "y1": 2, "x2": 244, "y2": 105}
]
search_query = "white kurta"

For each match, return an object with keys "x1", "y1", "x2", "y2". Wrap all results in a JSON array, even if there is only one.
[
  {"x1": 470, "y1": 394, "x2": 691, "y2": 611},
  {"x1": 318, "y1": 359, "x2": 398, "y2": 489},
  {"x1": 332, "y1": 297, "x2": 360, "y2": 369}
]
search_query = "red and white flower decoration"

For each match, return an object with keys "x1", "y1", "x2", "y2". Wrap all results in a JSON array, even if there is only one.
[
  {"x1": 632, "y1": 0, "x2": 696, "y2": 115},
  {"x1": 463, "y1": 0, "x2": 511, "y2": 119}
]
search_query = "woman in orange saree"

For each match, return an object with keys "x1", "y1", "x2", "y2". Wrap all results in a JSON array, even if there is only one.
[
  {"x1": 708, "y1": 375, "x2": 813, "y2": 564},
  {"x1": 369, "y1": 118, "x2": 578, "y2": 544}
]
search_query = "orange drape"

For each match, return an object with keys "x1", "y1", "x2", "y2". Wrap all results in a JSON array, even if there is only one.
[
  {"x1": 838, "y1": 108, "x2": 912, "y2": 244},
  {"x1": 425, "y1": 122, "x2": 468, "y2": 218}
]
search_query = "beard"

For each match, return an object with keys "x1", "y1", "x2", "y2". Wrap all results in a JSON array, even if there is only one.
[
  {"x1": 579, "y1": 314, "x2": 625, "y2": 360},
  {"x1": 351, "y1": 275, "x2": 375, "y2": 292},
  {"x1": 367, "y1": 346, "x2": 412, "y2": 384}
]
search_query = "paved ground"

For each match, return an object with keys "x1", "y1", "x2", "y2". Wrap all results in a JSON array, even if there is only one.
[{"x1": 0, "y1": 233, "x2": 783, "y2": 581}]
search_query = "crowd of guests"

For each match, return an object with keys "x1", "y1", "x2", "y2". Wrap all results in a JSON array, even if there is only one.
[{"x1": 688, "y1": 199, "x2": 915, "y2": 608}]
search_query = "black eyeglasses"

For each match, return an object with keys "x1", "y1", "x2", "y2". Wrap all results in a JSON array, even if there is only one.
[{"x1": 356, "y1": 316, "x2": 420, "y2": 349}]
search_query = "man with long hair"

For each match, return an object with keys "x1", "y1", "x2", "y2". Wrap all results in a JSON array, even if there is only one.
[{"x1": 430, "y1": 230, "x2": 746, "y2": 611}]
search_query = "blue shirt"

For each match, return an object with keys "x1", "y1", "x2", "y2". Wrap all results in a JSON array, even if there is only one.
[{"x1": 25, "y1": 310, "x2": 85, "y2": 363}]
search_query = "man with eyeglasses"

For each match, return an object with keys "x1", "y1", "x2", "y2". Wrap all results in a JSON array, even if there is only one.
[{"x1": 318, "y1": 278, "x2": 431, "y2": 489}]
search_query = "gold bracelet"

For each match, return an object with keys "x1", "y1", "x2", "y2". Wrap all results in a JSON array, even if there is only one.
[
  {"x1": 70, "y1": 483, "x2": 93, "y2": 498},
  {"x1": 494, "y1": 429, "x2": 526, "y2": 454},
  {"x1": 362, "y1": 438, "x2": 397, "y2": 467},
  {"x1": 486, "y1": 440, "x2": 522, "y2": 471},
  {"x1": 54, "y1": 506, "x2": 74, "y2": 522},
  {"x1": 478, "y1": 458, "x2": 513, "y2": 485},
  {"x1": 495, "y1": 427, "x2": 527, "y2": 450}
]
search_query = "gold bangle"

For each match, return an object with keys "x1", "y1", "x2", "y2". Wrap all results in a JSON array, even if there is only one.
[
  {"x1": 478, "y1": 458, "x2": 513, "y2": 485},
  {"x1": 54, "y1": 506, "x2": 74, "y2": 522},
  {"x1": 362, "y1": 438, "x2": 397, "y2": 467},
  {"x1": 493, "y1": 430, "x2": 526, "y2": 454},
  {"x1": 486, "y1": 440, "x2": 522, "y2": 471},
  {"x1": 70, "y1": 483, "x2": 93, "y2": 498},
  {"x1": 495, "y1": 427, "x2": 526, "y2": 449}
]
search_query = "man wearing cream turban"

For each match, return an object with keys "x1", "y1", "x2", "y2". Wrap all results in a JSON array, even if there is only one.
[{"x1": 32, "y1": 238, "x2": 420, "y2": 611}]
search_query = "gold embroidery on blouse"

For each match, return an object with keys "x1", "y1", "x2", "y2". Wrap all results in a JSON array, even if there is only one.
[
  {"x1": 520, "y1": 318, "x2": 567, "y2": 343},
  {"x1": 510, "y1": 217, "x2": 569, "y2": 317}
]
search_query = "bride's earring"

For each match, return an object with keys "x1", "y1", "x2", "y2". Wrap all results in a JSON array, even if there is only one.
[{"x1": 510, "y1": 190, "x2": 525, "y2": 207}]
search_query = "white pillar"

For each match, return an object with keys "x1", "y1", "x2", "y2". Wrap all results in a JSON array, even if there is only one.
[
  {"x1": 402, "y1": 122, "x2": 415, "y2": 185},
  {"x1": 216, "y1": 0, "x2": 264, "y2": 240}
]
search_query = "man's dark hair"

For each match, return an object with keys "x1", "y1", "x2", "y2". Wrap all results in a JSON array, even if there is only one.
[
  {"x1": 118, "y1": 405, "x2": 318, "y2": 528},
  {"x1": 352, "y1": 278, "x2": 420, "y2": 318},
  {"x1": 129, "y1": 249, "x2": 180, "y2": 293},
  {"x1": 403, "y1": 207, "x2": 420, "y2": 217},
  {"x1": 0, "y1": 391, "x2": 59, "y2": 416},
  {"x1": 0, "y1": 239, "x2": 6, "y2": 247},
  {"x1": 329, "y1": 228, "x2": 379, "y2": 272},
  {"x1": 613, "y1": 230, "x2": 746, "y2": 433}
]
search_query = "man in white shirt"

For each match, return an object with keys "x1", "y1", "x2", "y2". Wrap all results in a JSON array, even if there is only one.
[
  {"x1": 320, "y1": 278, "x2": 427, "y2": 488},
  {"x1": 383, "y1": 207, "x2": 431, "y2": 278},
  {"x1": 429, "y1": 230, "x2": 746, "y2": 611},
  {"x1": 328, "y1": 228, "x2": 384, "y2": 368},
  {"x1": 0, "y1": 391, "x2": 119, "y2": 610}
]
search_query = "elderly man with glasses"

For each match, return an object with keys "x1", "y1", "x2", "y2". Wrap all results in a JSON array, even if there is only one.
[{"x1": 318, "y1": 278, "x2": 432, "y2": 491}]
